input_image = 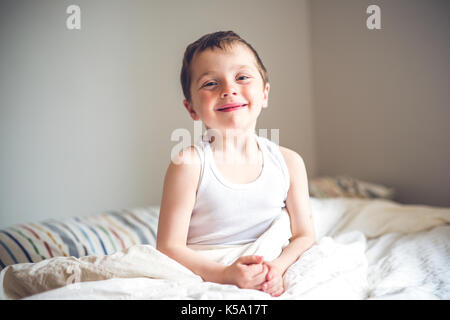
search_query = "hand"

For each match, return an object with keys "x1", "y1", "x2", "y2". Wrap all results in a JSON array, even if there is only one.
[
  {"x1": 224, "y1": 255, "x2": 268, "y2": 290},
  {"x1": 261, "y1": 261, "x2": 284, "y2": 297}
]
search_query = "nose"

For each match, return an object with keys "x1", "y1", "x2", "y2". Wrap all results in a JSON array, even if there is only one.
[{"x1": 220, "y1": 82, "x2": 237, "y2": 98}]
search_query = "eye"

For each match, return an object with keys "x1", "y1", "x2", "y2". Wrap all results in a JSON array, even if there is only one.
[
  {"x1": 201, "y1": 81, "x2": 217, "y2": 88},
  {"x1": 237, "y1": 75, "x2": 250, "y2": 81}
]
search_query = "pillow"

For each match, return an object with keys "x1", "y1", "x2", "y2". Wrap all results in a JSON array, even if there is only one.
[
  {"x1": 0, "y1": 206, "x2": 160, "y2": 271},
  {"x1": 309, "y1": 175, "x2": 395, "y2": 200}
]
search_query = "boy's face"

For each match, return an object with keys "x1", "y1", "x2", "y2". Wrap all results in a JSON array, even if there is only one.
[{"x1": 183, "y1": 43, "x2": 270, "y2": 134}]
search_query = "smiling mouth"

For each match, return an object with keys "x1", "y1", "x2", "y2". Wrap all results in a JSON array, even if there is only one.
[{"x1": 217, "y1": 103, "x2": 248, "y2": 112}]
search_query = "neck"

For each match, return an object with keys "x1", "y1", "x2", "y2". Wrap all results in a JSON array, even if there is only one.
[{"x1": 205, "y1": 128, "x2": 260, "y2": 165}]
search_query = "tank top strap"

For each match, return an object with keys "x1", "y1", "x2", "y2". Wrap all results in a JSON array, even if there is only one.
[
  {"x1": 201, "y1": 133, "x2": 268, "y2": 190},
  {"x1": 193, "y1": 133, "x2": 290, "y2": 197},
  {"x1": 191, "y1": 140, "x2": 207, "y2": 194},
  {"x1": 255, "y1": 135, "x2": 290, "y2": 200}
]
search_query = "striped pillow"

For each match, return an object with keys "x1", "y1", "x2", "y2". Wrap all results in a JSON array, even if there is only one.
[{"x1": 0, "y1": 206, "x2": 160, "y2": 271}]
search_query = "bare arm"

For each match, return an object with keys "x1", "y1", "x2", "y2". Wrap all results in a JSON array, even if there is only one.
[
  {"x1": 156, "y1": 147, "x2": 267, "y2": 288},
  {"x1": 273, "y1": 147, "x2": 316, "y2": 273},
  {"x1": 156, "y1": 147, "x2": 227, "y2": 283}
]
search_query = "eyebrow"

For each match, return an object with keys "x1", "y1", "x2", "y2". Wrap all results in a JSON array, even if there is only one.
[
  {"x1": 195, "y1": 65, "x2": 254, "y2": 84},
  {"x1": 195, "y1": 72, "x2": 215, "y2": 85}
]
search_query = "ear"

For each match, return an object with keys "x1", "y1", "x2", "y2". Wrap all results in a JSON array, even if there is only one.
[
  {"x1": 262, "y1": 83, "x2": 270, "y2": 109},
  {"x1": 183, "y1": 99, "x2": 200, "y2": 121}
]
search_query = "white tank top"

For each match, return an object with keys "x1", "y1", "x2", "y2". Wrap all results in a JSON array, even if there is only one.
[{"x1": 187, "y1": 134, "x2": 290, "y2": 245}]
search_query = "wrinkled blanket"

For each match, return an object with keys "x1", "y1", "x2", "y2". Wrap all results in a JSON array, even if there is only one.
[
  {"x1": 1, "y1": 198, "x2": 450, "y2": 300},
  {"x1": 0, "y1": 210, "x2": 291, "y2": 299}
]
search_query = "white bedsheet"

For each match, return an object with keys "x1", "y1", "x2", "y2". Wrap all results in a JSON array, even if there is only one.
[{"x1": 1, "y1": 197, "x2": 449, "y2": 300}]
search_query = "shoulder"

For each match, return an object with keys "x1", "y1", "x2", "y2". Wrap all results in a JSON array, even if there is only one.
[
  {"x1": 278, "y1": 146, "x2": 305, "y2": 168},
  {"x1": 278, "y1": 146, "x2": 307, "y2": 184},
  {"x1": 165, "y1": 146, "x2": 202, "y2": 186},
  {"x1": 170, "y1": 145, "x2": 202, "y2": 167}
]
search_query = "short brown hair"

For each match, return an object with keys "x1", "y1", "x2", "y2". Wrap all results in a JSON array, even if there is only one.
[{"x1": 180, "y1": 31, "x2": 269, "y2": 102}]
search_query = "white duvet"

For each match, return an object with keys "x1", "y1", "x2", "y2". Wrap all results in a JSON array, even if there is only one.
[{"x1": 1, "y1": 197, "x2": 449, "y2": 300}]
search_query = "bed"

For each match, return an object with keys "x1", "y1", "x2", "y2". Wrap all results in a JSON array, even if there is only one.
[{"x1": 0, "y1": 177, "x2": 449, "y2": 300}]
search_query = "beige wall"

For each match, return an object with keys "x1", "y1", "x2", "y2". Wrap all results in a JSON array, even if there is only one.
[
  {"x1": 0, "y1": 0, "x2": 314, "y2": 226},
  {"x1": 310, "y1": 0, "x2": 450, "y2": 206},
  {"x1": 1, "y1": 0, "x2": 449, "y2": 228}
]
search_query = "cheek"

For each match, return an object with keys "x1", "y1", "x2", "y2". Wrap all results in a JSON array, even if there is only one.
[
  {"x1": 191, "y1": 92, "x2": 213, "y2": 113},
  {"x1": 245, "y1": 86, "x2": 264, "y2": 104},
  {"x1": 197, "y1": 90, "x2": 216, "y2": 104}
]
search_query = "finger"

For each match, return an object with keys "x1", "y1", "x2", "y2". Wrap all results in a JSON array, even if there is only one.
[
  {"x1": 239, "y1": 255, "x2": 263, "y2": 265},
  {"x1": 265, "y1": 269, "x2": 273, "y2": 281},
  {"x1": 267, "y1": 282, "x2": 282, "y2": 296},
  {"x1": 268, "y1": 279, "x2": 285, "y2": 296},
  {"x1": 247, "y1": 263, "x2": 264, "y2": 275},
  {"x1": 272, "y1": 286, "x2": 284, "y2": 297},
  {"x1": 245, "y1": 268, "x2": 266, "y2": 290},
  {"x1": 262, "y1": 281, "x2": 274, "y2": 293},
  {"x1": 262, "y1": 276, "x2": 278, "y2": 290},
  {"x1": 270, "y1": 289, "x2": 282, "y2": 297},
  {"x1": 252, "y1": 265, "x2": 268, "y2": 285},
  {"x1": 249, "y1": 264, "x2": 268, "y2": 278},
  {"x1": 266, "y1": 276, "x2": 283, "y2": 292}
]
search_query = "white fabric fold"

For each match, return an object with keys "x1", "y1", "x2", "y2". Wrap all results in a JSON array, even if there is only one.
[
  {"x1": 1, "y1": 198, "x2": 449, "y2": 300},
  {"x1": 0, "y1": 209, "x2": 292, "y2": 300}
]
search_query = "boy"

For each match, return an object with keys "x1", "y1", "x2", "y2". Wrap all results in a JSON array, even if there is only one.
[{"x1": 157, "y1": 31, "x2": 315, "y2": 296}]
